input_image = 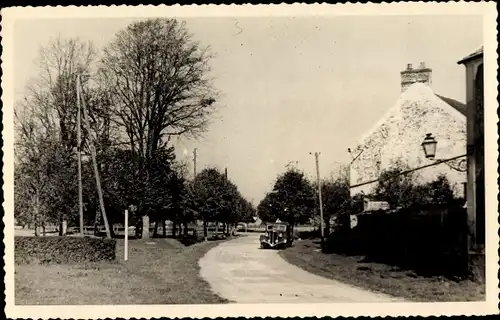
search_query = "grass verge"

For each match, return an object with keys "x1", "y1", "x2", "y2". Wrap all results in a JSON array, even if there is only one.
[
  {"x1": 279, "y1": 239, "x2": 485, "y2": 302},
  {"x1": 15, "y1": 237, "x2": 229, "y2": 305}
]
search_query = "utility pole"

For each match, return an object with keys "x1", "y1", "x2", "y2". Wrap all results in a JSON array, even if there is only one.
[
  {"x1": 224, "y1": 167, "x2": 228, "y2": 180},
  {"x1": 310, "y1": 152, "x2": 324, "y2": 248},
  {"x1": 76, "y1": 75, "x2": 84, "y2": 236},
  {"x1": 193, "y1": 148, "x2": 197, "y2": 178},
  {"x1": 346, "y1": 148, "x2": 364, "y2": 231},
  {"x1": 78, "y1": 74, "x2": 112, "y2": 239}
]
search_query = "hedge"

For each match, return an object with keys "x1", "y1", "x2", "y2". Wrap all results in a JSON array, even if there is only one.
[{"x1": 15, "y1": 236, "x2": 116, "y2": 264}]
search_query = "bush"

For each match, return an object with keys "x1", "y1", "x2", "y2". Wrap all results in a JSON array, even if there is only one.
[
  {"x1": 15, "y1": 236, "x2": 116, "y2": 264},
  {"x1": 373, "y1": 170, "x2": 458, "y2": 209}
]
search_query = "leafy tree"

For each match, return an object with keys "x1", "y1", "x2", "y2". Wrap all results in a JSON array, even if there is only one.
[
  {"x1": 93, "y1": 146, "x2": 179, "y2": 238},
  {"x1": 14, "y1": 137, "x2": 77, "y2": 235},
  {"x1": 239, "y1": 199, "x2": 257, "y2": 224},
  {"x1": 374, "y1": 164, "x2": 417, "y2": 209},
  {"x1": 411, "y1": 174, "x2": 456, "y2": 207},
  {"x1": 190, "y1": 168, "x2": 249, "y2": 238},
  {"x1": 257, "y1": 192, "x2": 280, "y2": 223},
  {"x1": 374, "y1": 163, "x2": 457, "y2": 209},
  {"x1": 258, "y1": 168, "x2": 315, "y2": 231},
  {"x1": 318, "y1": 176, "x2": 350, "y2": 235}
]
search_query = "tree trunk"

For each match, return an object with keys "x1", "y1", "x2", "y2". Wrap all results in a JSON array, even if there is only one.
[
  {"x1": 142, "y1": 215, "x2": 150, "y2": 239},
  {"x1": 162, "y1": 220, "x2": 167, "y2": 237},
  {"x1": 110, "y1": 224, "x2": 116, "y2": 238},
  {"x1": 135, "y1": 219, "x2": 141, "y2": 238},
  {"x1": 172, "y1": 221, "x2": 177, "y2": 238},
  {"x1": 203, "y1": 220, "x2": 208, "y2": 241},
  {"x1": 215, "y1": 221, "x2": 218, "y2": 237},
  {"x1": 183, "y1": 221, "x2": 188, "y2": 237},
  {"x1": 153, "y1": 221, "x2": 159, "y2": 237},
  {"x1": 325, "y1": 216, "x2": 330, "y2": 236},
  {"x1": 34, "y1": 191, "x2": 40, "y2": 237},
  {"x1": 59, "y1": 216, "x2": 63, "y2": 236},
  {"x1": 42, "y1": 222, "x2": 46, "y2": 237}
]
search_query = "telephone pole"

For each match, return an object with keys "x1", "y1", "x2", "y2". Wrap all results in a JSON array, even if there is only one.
[
  {"x1": 78, "y1": 74, "x2": 112, "y2": 239},
  {"x1": 193, "y1": 148, "x2": 197, "y2": 178},
  {"x1": 310, "y1": 152, "x2": 324, "y2": 249},
  {"x1": 76, "y1": 75, "x2": 84, "y2": 236}
]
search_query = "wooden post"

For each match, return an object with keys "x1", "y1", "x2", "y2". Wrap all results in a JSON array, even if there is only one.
[
  {"x1": 78, "y1": 75, "x2": 112, "y2": 239},
  {"x1": 311, "y1": 152, "x2": 325, "y2": 248},
  {"x1": 76, "y1": 75, "x2": 84, "y2": 236},
  {"x1": 124, "y1": 209, "x2": 128, "y2": 261},
  {"x1": 34, "y1": 189, "x2": 39, "y2": 237}
]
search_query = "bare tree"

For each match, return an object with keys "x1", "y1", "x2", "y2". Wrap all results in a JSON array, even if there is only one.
[
  {"x1": 15, "y1": 37, "x2": 97, "y2": 234},
  {"x1": 97, "y1": 19, "x2": 219, "y2": 238},
  {"x1": 23, "y1": 37, "x2": 96, "y2": 152},
  {"x1": 98, "y1": 18, "x2": 219, "y2": 160}
]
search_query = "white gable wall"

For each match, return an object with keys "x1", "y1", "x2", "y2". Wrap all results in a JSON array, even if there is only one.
[{"x1": 350, "y1": 83, "x2": 466, "y2": 198}]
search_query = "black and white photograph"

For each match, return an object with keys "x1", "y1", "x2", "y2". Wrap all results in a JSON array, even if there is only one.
[{"x1": 2, "y1": 2, "x2": 498, "y2": 318}]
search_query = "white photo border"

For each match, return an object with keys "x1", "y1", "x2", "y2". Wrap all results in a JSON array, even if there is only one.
[{"x1": 2, "y1": 2, "x2": 498, "y2": 318}]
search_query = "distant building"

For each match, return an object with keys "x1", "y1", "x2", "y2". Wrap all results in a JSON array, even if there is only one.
[
  {"x1": 400, "y1": 62, "x2": 433, "y2": 93},
  {"x1": 363, "y1": 199, "x2": 390, "y2": 212},
  {"x1": 350, "y1": 62, "x2": 467, "y2": 198}
]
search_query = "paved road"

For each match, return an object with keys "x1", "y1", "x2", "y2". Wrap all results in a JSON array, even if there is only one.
[{"x1": 199, "y1": 233, "x2": 401, "y2": 303}]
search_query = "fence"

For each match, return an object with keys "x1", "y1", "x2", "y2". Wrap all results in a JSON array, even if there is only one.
[{"x1": 325, "y1": 203, "x2": 469, "y2": 278}]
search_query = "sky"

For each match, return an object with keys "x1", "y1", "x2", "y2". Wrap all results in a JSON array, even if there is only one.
[{"x1": 13, "y1": 15, "x2": 483, "y2": 204}]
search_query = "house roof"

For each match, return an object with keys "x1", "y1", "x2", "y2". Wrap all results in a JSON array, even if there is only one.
[
  {"x1": 458, "y1": 46, "x2": 483, "y2": 65},
  {"x1": 351, "y1": 83, "x2": 466, "y2": 153},
  {"x1": 436, "y1": 95, "x2": 467, "y2": 116}
]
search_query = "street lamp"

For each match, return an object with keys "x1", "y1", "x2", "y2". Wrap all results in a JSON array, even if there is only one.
[
  {"x1": 420, "y1": 133, "x2": 467, "y2": 172},
  {"x1": 421, "y1": 133, "x2": 438, "y2": 160}
]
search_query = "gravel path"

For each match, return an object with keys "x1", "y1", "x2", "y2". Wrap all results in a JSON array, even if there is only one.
[{"x1": 199, "y1": 233, "x2": 401, "y2": 303}]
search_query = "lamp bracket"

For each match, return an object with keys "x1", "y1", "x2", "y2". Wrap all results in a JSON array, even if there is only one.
[{"x1": 435, "y1": 158, "x2": 467, "y2": 172}]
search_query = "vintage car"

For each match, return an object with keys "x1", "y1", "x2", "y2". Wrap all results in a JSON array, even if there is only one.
[{"x1": 259, "y1": 221, "x2": 293, "y2": 249}]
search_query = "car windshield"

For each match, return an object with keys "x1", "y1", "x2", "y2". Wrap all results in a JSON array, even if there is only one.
[{"x1": 274, "y1": 224, "x2": 286, "y2": 231}]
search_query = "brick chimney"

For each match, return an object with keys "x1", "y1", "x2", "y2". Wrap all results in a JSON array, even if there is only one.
[{"x1": 400, "y1": 62, "x2": 432, "y2": 93}]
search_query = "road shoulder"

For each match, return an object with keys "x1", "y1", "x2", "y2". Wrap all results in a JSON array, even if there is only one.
[{"x1": 280, "y1": 239, "x2": 485, "y2": 302}]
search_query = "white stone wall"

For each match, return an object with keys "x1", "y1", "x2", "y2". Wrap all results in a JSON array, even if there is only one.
[{"x1": 350, "y1": 83, "x2": 466, "y2": 198}]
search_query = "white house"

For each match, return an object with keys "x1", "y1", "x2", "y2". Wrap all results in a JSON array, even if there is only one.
[{"x1": 350, "y1": 63, "x2": 467, "y2": 198}]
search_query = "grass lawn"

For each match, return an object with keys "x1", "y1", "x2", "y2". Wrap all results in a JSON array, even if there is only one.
[
  {"x1": 280, "y1": 239, "x2": 485, "y2": 302},
  {"x1": 15, "y1": 237, "x2": 229, "y2": 305}
]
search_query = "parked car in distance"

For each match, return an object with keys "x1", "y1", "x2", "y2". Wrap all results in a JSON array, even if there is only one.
[{"x1": 259, "y1": 221, "x2": 293, "y2": 249}]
